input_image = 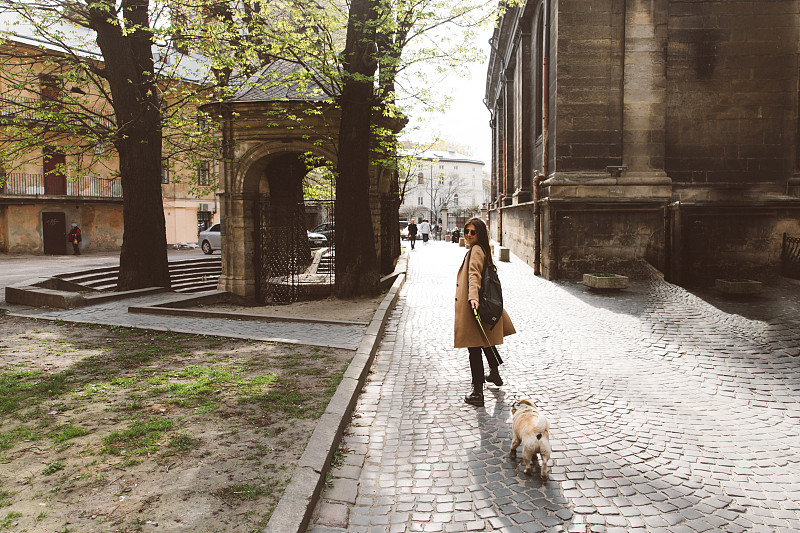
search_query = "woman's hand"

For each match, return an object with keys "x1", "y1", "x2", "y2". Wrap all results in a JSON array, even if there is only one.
[{"x1": 470, "y1": 299, "x2": 479, "y2": 310}]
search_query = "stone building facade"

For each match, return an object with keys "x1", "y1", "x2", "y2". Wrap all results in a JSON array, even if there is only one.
[
  {"x1": 0, "y1": 30, "x2": 219, "y2": 254},
  {"x1": 400, "y1": 150, "x2": 487, "y2": 226},
  {"x1": 486, "y1": 0, "x2": 800, "y2": 285}
]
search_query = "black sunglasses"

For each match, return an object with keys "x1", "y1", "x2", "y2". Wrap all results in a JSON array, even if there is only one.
[{"x1": 464, "y1": 229, "x2": 477, "y2": 236}]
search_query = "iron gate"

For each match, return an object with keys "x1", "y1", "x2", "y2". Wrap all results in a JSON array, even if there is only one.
[{"x1": 255, "y1": 198, "x2": 335, "y2": 304}]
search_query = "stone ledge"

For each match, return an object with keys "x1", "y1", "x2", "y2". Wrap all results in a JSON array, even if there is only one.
[{"x1": 5, "y1": 278, "x2": 167, "y2": 309}]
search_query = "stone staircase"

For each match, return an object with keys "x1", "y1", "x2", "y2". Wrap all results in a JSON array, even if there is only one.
[
  {"x1": 317, "y1": 251, "x2": 334, "y2": 275},
  {"x1": 54, "y1": 257, "x2": 222, "y2": 293}
]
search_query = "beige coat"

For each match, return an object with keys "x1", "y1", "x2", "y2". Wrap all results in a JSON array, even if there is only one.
[{"x1": 454, "y1": 245, "x2": 516, "y2": 348}]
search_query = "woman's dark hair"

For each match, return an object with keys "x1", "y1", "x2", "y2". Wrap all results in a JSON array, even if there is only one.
[{"x1": 464, "y1": 217, "x2": 492, "y2": 265}]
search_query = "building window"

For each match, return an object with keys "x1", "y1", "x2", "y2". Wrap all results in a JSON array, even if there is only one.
[
  {"x1": 39, "y1": 74, "x2": 61, "y2": 107},
  {"x1": 197, "y1": 114, "x2": 209, "y2": 133},
  {"x1": 438, "y1": 176, "x2": 444, "y2": 185},
  {"x1": 454, "y1": 194, "x2": 459, "y2": 206},
  {"x1": 198, "y1": 162, "x2": 211, "y2": 186},
  {"x1": 197, "y1": 210, "x2": 212, "y2": 232},
  {"x1": 161, "y1": 160, "x2": 169, "y2": 184},
  {"x1": 417, "y1": 172, "x2": 424, "y2": 185},
  {"x1": 418, "y1": 196, "x2": 424, "y2": 205}
]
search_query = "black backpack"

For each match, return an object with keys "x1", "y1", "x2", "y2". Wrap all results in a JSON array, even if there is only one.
[{"x1": 470, "y1": 248, "x2": 504, "y2": 329}]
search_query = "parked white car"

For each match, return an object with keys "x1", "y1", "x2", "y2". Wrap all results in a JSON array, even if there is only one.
[
  {"x1": 308, "y1": 230, "x2": 328, "y2": 248},
  {"x1": 198, "y1": 223, "x2": 221, "y2": 255}
]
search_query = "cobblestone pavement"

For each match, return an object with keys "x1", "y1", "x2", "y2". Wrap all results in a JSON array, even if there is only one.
[{"x1": 310, "y1": 241, "x2": 800, "y2": 533}]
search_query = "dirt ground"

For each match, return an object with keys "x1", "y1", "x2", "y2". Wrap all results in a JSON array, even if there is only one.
[
  {"x1": 197, "y1": 295, "x2": 385, "y2": 323},
  {"x1": 0, "y1": 310, "x2": 357, "y2": 533}
]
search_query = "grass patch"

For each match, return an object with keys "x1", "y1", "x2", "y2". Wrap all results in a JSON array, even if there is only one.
[
  {"x1": 0, "y1": 426, "x2": 40, "y2": 451},
  {"x1": 0, "y1": 369, "x2": 68, "y2": 414},
  {"x1": 43, "y1": 461, "x2": 65, "y2": 475},
  {"x1": 50, "y1": 423, "x2": 89, "y2": 444},
  {"x1": 0, "y1": 489, "x2": 14, "y2": 508},
  {"x1": 0, "y1": 512, "x2": 21, "y2": 530},
  {"x1": 102, "y1": 417, "x2": 174, "y2": 456},
  {"x1": 0, "y1": 316, "x2": 353, "y2": 532},
  {"x1": 165, "y1": 433, "x2": 199, "y2": 455}
]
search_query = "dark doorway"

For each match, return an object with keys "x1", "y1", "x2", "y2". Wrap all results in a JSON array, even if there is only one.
[
  {"x1": 43, "y1": 148, "x2": 66, "y2": 195},
  {"x1": 42, "y1": 212, "x2": 67, "y2": 254}
]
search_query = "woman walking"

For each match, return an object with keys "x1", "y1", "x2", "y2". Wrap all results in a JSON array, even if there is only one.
[{"x1": 454, "y1": 217, "x2": 515, "y2": 406}]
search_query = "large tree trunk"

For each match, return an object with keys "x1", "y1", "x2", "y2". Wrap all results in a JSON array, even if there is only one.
[
  {"x1": 89, "y1": 0, "x2": 170, "y2": 290},
  {"x1": 335, "y1": 0, "x2": 380, "y2": 297}
]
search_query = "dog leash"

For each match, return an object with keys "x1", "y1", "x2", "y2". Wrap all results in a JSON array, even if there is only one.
[{"x1": 472, "y1": 308, "x2": 502, "y2": 367}]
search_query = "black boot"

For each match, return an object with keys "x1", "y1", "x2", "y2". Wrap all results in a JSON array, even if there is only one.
[
  {"x1": 464, "y1": 385, "x2": 484, "y2": 406},
  {"x1": 485, "y1": 367, "x2": 503, "y2": 386}
]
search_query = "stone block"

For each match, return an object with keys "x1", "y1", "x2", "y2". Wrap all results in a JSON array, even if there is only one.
[
  {"x1": 498, "y1": 247, "x2": 510, "y2": 262},
  {"x1": 582, "y1": 273, "x2": 629, "y2": 290},
  {"x1": 714, "y1": 278, "x2": 763, "y2": 295}
]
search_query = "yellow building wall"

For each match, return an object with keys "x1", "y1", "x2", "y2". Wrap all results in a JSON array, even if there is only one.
[
  {"x1": 1, "y1": 38, "x2": 218, "y2": 252},
  {"x1": 2, "y1": 203, "x2": 123, "y2": 254}
]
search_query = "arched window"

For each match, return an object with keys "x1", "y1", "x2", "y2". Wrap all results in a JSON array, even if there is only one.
[{"x1": 453, "y1": 193, "x2": 459, "y2": 206}]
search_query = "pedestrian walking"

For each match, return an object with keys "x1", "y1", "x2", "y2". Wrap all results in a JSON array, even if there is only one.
[
  {"x1": 454, "y1": 217, "x2": 515, "y2": 406},
  {"x1": 67, "y1": 223, "x2": 82, "y2": 255},
  {"x1": 407, "y1": 220, "x2": 418, "y2": 250},
  {"x1": 419, "y1": 219, "x2": 431, "y2": 243}
]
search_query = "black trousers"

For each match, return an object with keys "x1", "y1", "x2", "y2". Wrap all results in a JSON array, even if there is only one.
[
  {"x1": 468, "y1": 346, "x2": 503, "y2": 386},
  {"x1": 409, "y1": 235, "x2": 416, "y2": 248}
]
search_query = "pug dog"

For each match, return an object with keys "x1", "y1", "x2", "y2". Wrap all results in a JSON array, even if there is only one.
[{"x1": 510, "y1": 399, "x2": 552, "y2": 479}]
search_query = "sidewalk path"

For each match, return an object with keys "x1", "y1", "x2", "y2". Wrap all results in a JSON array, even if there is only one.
[
  {"x1": 310, "y1": 241, "x2": 800, "y2": 532},
  {"x1": 0, "y1": 250, "x2": 365, "y2": 350},
  {"x1": 4, "y1": 293, "x2": 365, "y2": 350}
]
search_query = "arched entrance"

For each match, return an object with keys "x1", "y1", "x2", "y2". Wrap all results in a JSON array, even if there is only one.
[
  {"x1": 203, "y1": 69, "x2": 402, "y2": 303},
  {"x1": 253, "y1": 152, "x2": 334, "y2": 303}
]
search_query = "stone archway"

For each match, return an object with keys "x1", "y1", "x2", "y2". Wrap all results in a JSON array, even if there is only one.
[{"x1": 205, "y1": 90, "x2": 402, "y2": 302}]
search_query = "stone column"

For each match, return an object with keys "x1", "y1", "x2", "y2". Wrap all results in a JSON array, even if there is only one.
[
  {"x1": 217, "y1": 191, "x2": 258, "y2": 299},
  {"x1": 623, "y1": 0, "x2": 669, "y2": 181}
]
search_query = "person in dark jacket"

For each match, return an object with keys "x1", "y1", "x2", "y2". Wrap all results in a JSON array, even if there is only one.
[
  {"x1": 407, "y1": 220, "x2": 418, "y2": 250},
  {"x1": 454, "y1": 217, "x2": 515, "y2": 406},
  {"x1": 67, "y1": 223, "x2": 82, "y2": 255}
]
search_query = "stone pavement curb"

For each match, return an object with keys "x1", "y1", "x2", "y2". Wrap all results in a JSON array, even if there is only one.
[{"x1": 263, "y1": 255, "x2": 408, "y2": 533}]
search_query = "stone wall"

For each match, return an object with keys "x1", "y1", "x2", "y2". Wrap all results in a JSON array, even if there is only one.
[
  {"x1": 670, "y1": 203, "x2": 800, "y2": 285},
  {"x1": 495, "y1": 204, "x2": 537, "y2": 268},
  {"x1": 665, "y1": 2, "x2": 800, "y2": 187},
  {"x1": 547, "y1": 201, "x2": 665, "y2": 279},
  {"x1": 554, "y1": 0, "x2": 624, "y2": 173}
]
